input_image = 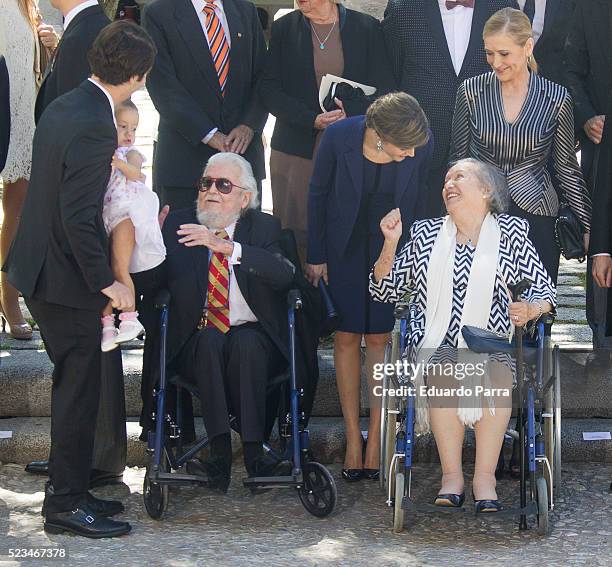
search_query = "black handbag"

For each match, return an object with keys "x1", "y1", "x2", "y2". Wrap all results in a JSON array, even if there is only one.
[
  {"x1": 555, "y1": 205, "x2": 586, "y2": 261},
  {"x1": 322, "y1": 82, "x2": 365, "y2": 112}
]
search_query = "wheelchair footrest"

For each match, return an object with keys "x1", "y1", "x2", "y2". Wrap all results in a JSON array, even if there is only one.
[
  {"x1": 402, "y1": 497, "x2": 466, "y2": 514},
  {"x1": 473, "y1": 502, "x2": 538, "y2": 519},
  {"x1": 151, "y1": 471, "x2": 210, "y2": 485},
  {"x1": 242, "y1": 475, "x2": 300, "y2": 488}
]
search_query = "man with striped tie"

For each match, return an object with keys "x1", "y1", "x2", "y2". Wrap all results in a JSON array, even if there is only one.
[
  {"x1": 153, "y1": 153, "x2": 294, "y2": 491},
  {"x1": 143, "y1": 0, "x2": 267, "y2": 212}
]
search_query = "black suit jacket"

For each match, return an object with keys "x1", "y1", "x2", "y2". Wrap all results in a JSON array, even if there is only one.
[
  {"x1": 532, "y1": 0, "x2": 576, "y2": 88},
  {"x1": 139, "y1": 207, "x2": 295, "y2": 434},
  {"x1": 34, "y1": 4, "x2": 110, "y2": 123},
  {"x1": 143, "y1": 0, "x2": 268, "y2": 187},
  {"x1": 382, "y1": 0, "x2": 518, "y2": 172},
  {"x1": 0, "y1": 55, "x2": 9, "y2": 172},
  {"x1": 589, "y1": 117, "x2": 612, "y2": 257},
  {"x1": 565, "y1": 0, "x2": 612, "y2": 129},
  {"x1": 258, "y1": 6, "x2": 396, "y2": 160},
  {"x1": 5, "y1": 80, "x2": 116, "y2": 310}
]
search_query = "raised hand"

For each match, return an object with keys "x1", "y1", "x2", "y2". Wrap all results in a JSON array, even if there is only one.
[{"x1": 380, "y1": 208, "x2": 403, "y2": 242}]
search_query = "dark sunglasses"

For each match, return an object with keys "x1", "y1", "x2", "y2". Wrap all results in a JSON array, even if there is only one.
[{"x1": 197, "y1": 176, "x2": 245, "y2": 194}]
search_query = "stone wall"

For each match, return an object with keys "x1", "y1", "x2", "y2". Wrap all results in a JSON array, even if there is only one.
[{"x1": 343, "y1": 0, "x2": 387, "y2": 20}]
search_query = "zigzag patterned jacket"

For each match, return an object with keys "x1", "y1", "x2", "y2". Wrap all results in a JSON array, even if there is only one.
[{"x1": 369, "y1": 214, "x2": 556, "y2": 353}]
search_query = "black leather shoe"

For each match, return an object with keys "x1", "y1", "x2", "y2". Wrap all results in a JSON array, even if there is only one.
[
  {"x1": 25, "y1": 460, "x2": 49, "y2": 475},
  {"x1": 363, "y1": 468, "x2": 380, "y2": 481},
  {"x1": 341, "y1": 469, "x2": 363, "y2": 482},
  {"x1": 42, "y1": 491, "x2": 124, "y2": 518},
  {"x1": 89, "y1": 470, "x2": 124, "y2": 489},
  {"x1": 186, "y1": 457, "x2": 231, "y2": 493},
  {"x1": 249, "y1": 455, "x2": 293, "y2": 478},
  {"x1": 434, "y1": 493, "x2": 465, "y2": 507},
  {"x1": 44, "y1": 507, "x2": 131, "y2": 538}
]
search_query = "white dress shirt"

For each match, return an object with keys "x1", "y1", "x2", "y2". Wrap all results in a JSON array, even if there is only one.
[
  {"x1": 438, "y1": 0, "x2": 474, "y2": 76},
  {"x1": 205, "y1": 221, "x2": 258, "y2": 326},
  {"x1": 191, "y1": 0, "x2": 231, "y2": 143},
  {"x1": 87, "y1": 77, "x2": 117, "y2": 127},
  {"x1": 517, "y1": 0, "x2": 547, "y2": 43},
  {"x1": 63, "y1": 0, "x2": 99, "y2": 31}
]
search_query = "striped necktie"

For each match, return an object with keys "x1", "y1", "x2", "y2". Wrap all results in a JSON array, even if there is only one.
[
  {"x1": 203, "y1": 1, "x2": 230, "y2": 94},
  {"x1": 202, "y1": 229, "x2": 230, "y2": 334}
]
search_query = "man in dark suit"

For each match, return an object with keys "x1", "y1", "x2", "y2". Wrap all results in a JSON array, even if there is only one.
[
  {"x1": 565, "y1": 0, "x2": 612, "y2": 367},
  {"x1": 517, "y1": 0, "x2": 576, "y2": 87},
  {"x1": 4, "y1": 21, "x2": 156, "y2": 538},
  {"x1": 382, "y1": 0, "x2": 518, "y2": 218},
  {"x1": 35, "y1": 0, "x2": 110, "y2": 122},
  {"x1": 142, "y1": 0, "x2": 268, "y2": 211},
  {"x1": 152, "y1": 152, "x2": 293, "y2": 490},
  {"x1": 0, "y1": 56, "x2": 9, "y2": 172},
  {"x1": 27, "y1": 0, "x2": 128, "y2": 485}
]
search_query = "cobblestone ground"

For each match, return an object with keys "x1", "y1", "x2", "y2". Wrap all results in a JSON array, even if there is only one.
[{"x1": 1, "y1": 462, "x2": 611, "y2": 567}]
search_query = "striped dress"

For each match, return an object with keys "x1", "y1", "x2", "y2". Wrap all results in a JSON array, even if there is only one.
[{"x1": 449, "y1": 71, "x2": 591, "y2": 231}]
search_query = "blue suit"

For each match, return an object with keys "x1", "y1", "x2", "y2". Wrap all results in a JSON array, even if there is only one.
[{"x1": 307, "y1": 116, "x2": 433, "y2": 333}]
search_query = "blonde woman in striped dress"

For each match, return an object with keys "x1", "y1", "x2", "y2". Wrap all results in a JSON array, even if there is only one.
[{"x1": 449, "y1": 7, "x2": 591, "y2": 283}]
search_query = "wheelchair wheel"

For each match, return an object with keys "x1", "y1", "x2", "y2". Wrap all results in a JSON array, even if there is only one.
[
  {"x1": 298, "y1": 461, "x2": 337, "y2": 518},
  {"x1": 380, "y1": 335, "x2": 399, "y2": 489},
  {"x1": 143, "y1": 452, "x2": 170, "y2": 520},
  {"x1": 536, "y1": 476, "x2": 550, "y2": 535},
  {"x1": 392, "y1": 470, "x2": 406, "y2": 533}
]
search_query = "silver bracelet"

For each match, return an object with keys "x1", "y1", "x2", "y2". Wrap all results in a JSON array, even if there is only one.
[{"x1": 533, "y1": 300, "x2": 543, "y2": 320}]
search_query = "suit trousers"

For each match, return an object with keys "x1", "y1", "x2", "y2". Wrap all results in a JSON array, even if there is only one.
[
  {"x1": 158, "y1": 183, "x2": 263, "y2": 213},
  {"x1": 581, "y1": 141, "x2": 612, "y2": 348},
  {"x1": 26, "y1": 298, "x2": 102, "y2": 513},
  {"x1": 178, "y1": 322, "x2": 283, "y2": 443}
]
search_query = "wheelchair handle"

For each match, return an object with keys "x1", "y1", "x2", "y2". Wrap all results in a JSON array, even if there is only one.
[
  {"x1": 318, "y1": 280, "x2": 337, "y2": 319},
  {"x1": 288, "y1": 288, "x2": 302, "y2": 310},
  {"x1": 154, "y1": 289, "x2": 171, "y2": 309},
  {"x1": 508, "y1": 278, "x2": 532, "y2": 302}
]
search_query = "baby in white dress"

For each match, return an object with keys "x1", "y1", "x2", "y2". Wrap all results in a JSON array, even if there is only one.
[{"x1": 101, "y1": 99, "x2": 166, "y2": 351}]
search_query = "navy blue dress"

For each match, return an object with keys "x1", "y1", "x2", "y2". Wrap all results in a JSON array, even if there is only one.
[{"x1": 327, "y1": 158, "x2": 397, "y2": 333}]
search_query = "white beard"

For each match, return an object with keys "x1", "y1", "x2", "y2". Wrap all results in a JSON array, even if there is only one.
[{"x1": 196, "y1": 207, "x2": 240, "y2": 230}]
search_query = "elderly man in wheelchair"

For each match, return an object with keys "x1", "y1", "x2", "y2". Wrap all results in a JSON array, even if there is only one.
[{"x1": 143, "y1": 152, "x2": 296, "y2": 493}]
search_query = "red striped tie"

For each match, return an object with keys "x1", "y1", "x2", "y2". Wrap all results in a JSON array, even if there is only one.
[
  {"x1": 203, "y1": 230, "x2": 230, "y2": 334},
  {"x1": 203, "y1": 1, "x2": 230, "y2": 94}
]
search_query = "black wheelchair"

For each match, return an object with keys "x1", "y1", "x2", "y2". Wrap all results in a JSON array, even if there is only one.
[
  {"x1": 142, "y1": 234, "x2": 337, "y2": 520},
  {"x1": 380, "y1": 278, "x2": 561, "y2": 534}
]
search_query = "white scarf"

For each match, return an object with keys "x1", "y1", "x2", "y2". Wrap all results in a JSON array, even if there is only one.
[{"x1": 413, "y1": 213, "x2": 501, "y2": 431}]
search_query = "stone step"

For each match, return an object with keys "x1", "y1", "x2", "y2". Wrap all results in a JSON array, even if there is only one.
[
  {"x1": 0, "y1": 348, "x2": 350, "y2": 418},
  {"x1": 1, "y1": 416, "x2": 610, "y2": 466},
  {"x1": 2, "y1": 348, "x2": 610, "y2": 419}
]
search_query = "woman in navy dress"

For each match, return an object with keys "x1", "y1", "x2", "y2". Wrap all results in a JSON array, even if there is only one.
[{"x1": 305, "y1": 93, "x2": 432, "y2": 481}]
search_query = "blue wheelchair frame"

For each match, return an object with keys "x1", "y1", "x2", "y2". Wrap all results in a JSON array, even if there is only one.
[
  {"x1": 386, "y1": 279, "x2": 559, "y2": 534},
  {"x1": 143, "y1": 289, "x2": 337, "y2": 519}
]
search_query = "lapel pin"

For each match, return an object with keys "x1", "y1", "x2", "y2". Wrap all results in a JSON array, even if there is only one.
[{"x1": 237, "y1": 32, "x2": 242, "y2": 38}]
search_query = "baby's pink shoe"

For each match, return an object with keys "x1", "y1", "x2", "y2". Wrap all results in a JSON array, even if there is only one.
[
  {"x1": 101, "y1": 314, "x2": 118, "y2": 352},
  {"x1": 115, "y1": 311, "x2": 145, "y2": 344}
]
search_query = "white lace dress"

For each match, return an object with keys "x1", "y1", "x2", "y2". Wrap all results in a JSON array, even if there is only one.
[
  {"x1": 102, "y1": 146, "x2": 166, "y2": 274},
  {"x1": 0, "y1": 0, "x2": 37, "y2": 183}
]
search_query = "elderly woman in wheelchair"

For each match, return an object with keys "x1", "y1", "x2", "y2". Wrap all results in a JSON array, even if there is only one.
[{"x1": 370, "y1": 158, "x2": 556, "y2": 512}]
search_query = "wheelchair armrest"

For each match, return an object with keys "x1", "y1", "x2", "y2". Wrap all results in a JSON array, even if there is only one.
[{"x1": 155, "y1": 289, "x2": 171, "y2": 310}]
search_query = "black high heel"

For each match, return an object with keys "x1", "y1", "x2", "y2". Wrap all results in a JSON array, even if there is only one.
[{"x1": 363, "y1": 468, "x2": 379, "y2": 481}]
